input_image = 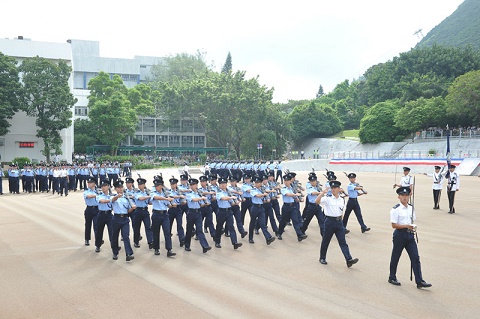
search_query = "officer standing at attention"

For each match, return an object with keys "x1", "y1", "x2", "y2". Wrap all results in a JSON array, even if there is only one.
[
  {"x1": 277, "y1": 173, "x2": 308, "y2": 241},
  {"x1": 275, "y1": 161, "x2": 283, "y2": 183},
  {"x1": 316, "y1": 180, "x2": 359, "y2": 267},
  {"x1": 150, "y1": 178, "x2": 176, "y2": 257},
  {"x1": 111, "y1": 180, "x2": 136, "y2": 261},
  {"x1": 393, "y1": 167, "x2": 414, "y2": 193},
  {"x1": 388, "y1": 187, "x2": 432, "y2": 288},
  {"x1": 214, "y1": 178, "x2": 243, "y2": 250},
  {"x1": 8, "y1": 164, "x2": 20, "y2": 194},
  {"x1": 343, "y1": 173, "x2": 370, "y2": 234},
  {"x1": 423, "y1": 165, "x2": 445, "y2": 209},
  {"x1": 184, "y1": 178, "x2": 212, "y2": 253},
  {"x1": 83, "y1": 177, "x2": 99, "y2": 246},
  {"x1": 249, "y1": 177, "x2": 275, "y2": 245},
  {"x1": 445, "y1": 164, "x2": 460, "y2": 214},
  {"x1": 0, "y1": 164, "x2": 3, "y2": 195},
  {"x1": 95, "y1": 180, "x2": 114, "y2": 253},
  {"x1": 133, "y1": 178, "x2": 154, "y2": 249}
]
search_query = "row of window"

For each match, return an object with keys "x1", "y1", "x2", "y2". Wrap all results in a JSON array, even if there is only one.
[{"x1": 135, "y1": 135, "x2": 205, "y2": 146}]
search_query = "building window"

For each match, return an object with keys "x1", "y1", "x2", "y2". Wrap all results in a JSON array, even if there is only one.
[
  {"x1": 75, "y1": 106, "x2": 88, "y2": 116},
  {"x1": 169, "y1": 135, "x2": 180, "y2": 146},
  {"x1": 170, "y1": 120, "x2": 181, "y2": 132},
  {"x1": 194, "y1": 120, "x2": 205, "y2": 133},
  {"x1": 142, "y1": 135, "x2": 155, "y2": 145},
  {"x1": 156, "y1": 119, "x2": 167, "y2": 133},
  {"x1": 194, "y1": 136, "x2": 205, "y2": 146},
  {"x1": 142, "y1": 119, "x2": 155, "y2": 132},
  {"x1": 182, "y1": 135, "x2": 193, "y2": 147}
]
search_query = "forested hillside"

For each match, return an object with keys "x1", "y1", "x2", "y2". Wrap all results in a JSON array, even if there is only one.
[{"x1": 417, "y1": 0, "x2": 480, "y2": 49}]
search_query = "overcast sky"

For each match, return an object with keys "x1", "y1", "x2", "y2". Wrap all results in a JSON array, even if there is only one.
[{"x1": 1, "y1": 0, "x2": 464, "y2": 102}]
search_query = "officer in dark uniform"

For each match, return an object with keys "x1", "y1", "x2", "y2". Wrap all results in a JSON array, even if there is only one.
[
  {"x1": 111, "y1": 180, "x2": 136, "y2": 261},
  {"x1": 83, "y1": 177, "x2": 99, "y2": 246},
  {"x1": 150, "y1": 178, "x2": 176, "y2": 257},
  {"x1": 214, "y1": 177, "x2": 243, "y2": 249},
  {"x1": 95, "y1": 179, "x2": 113, "y2": 253},
  {"x1": 388, "y1": 187, "x2": 432, "y2": 288},
  {"x1": 343, "y1": 173, "x2": 370, "y2": 234},
  {"x1": 184, "y1": 178, "x2": 212, "y2": 253},
  {"x1": 317, "y1": 180, "x2": 358, "y2": 267}
]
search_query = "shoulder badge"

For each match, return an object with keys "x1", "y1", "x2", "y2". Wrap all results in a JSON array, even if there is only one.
[{"x1": 393, "y1": 203, "x2": 400, "y2": 208}]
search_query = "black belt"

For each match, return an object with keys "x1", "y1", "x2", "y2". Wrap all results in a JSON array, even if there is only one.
[
  {"x1": 284, "y1": 202, "x2": 294, "y2": 206},
  {"x1": 244, "y1": 197, "x2": 252, "y2": 201},
  {"x1": 153, "y1": 209, "x2": 167, "y2": 214},
  {"x1": 99, "y1": 210, "x2": 111, "y2": 214},
  {"x1": 397, "y1": 228, "x2": 415, "y2": 234},
  {"x1": 189, "y1": 208, "x2": 200, "y2": 213},
  {"x1": 87, "y1": 205, "x2": 98, "y2": 207},
  {"x1": 253, "y1": 204, "x2": 263, "y2": 207},
  {"x1": 218, "y1": 208, "x2": 230, "y2": 212},
  {"x1": 137, "y1": 207, "x2": 148, "y2": 210},
  {"x1": 326, "y1": 216, "x2": 342, "y2": 221},
  {"x1": 114, "y1": 214, "x2": 128, "y2": 218},
  {"x1": 348, "y1": 198, "x2": 358, "y2": 201}
]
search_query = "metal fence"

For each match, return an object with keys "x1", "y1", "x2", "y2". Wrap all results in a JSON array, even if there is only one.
[
  {"x1": 325, "y1": 150, "x2": 480, "y2": 159},
  {"x1": 419, "y1": 129, "x2": 480, "y2": 139}
]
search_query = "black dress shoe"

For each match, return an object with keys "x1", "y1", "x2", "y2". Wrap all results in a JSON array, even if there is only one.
[
  {"x1": 112, "y1": 254, "x2": 118, "y2": 260},
  {"x1": 266, "y1": 237, "x2": 275, "y2": 245},
  {"x1": 254, "y1": 229, "x2": 259, "y2": 235},
  {"x1": 126, "y1": 255, "x2": 134, "y2": 261},
  {"x1": 134, "y1": 243, "x2": 140, "y2": 248},
  {"x1": 388, "y1": 278, "x2": 401, "y2": 286},
  {"x1": 204, "y1": 228, "x2": 208, "y2": 233},
  {"x1": 215, "y1": 243, "x2": 222, "y2": 248},
  {"x1": 345, "y1": 229, "x2": 350, "y2": 234},
  {"x1": 347, "y1": 258, "x2": 359, "y2": 268},
  {"x1": 276, "y1": 233, "x2": 282, "y2": 240},
  {"x1": 298, "y1": 234, "x2": 308, "y2": 242},
  {"x1": 185, "y1": 247, "x2": 192, "y2": 252},
  {"x1": 85, "y1": 240, "x2": 90, "y2": 246},
  {"x1": 233, "y1": 243, "x2": 242, "y2": 249},
  {"x1": 139, "y1": 236, "x2": 143, "y2": 240},
  {"x1": 148, "y1": 243, "x2": 154, "y2": 249},
  {"x1": 167, "y1": 250, "x2": 176, "y2": 257},
  {"x1": 95, "y1": 247, "x2": 100, "y2": 253},
  {"x1": 249, "y1": 239, "x2": 255, "y2": 244},
  {"x1": 362, "y1": 227, "x2": 371, "y2": 233},
  {"x1": 241, "y1": 231, "x2": 248, "y2": 238},
  {"x1": 154, "y1": 249, "x2": 160, "y2": 255},
  {"x1": 319, "y1": 259, "x2": 327, "y2": 265},
  {"x1": 417, "y1": 281, "x2": 432, "y2": 289},
  {"x1": 202, "y1": 246, "x2": 211, "y2": 253},
  {"x1": 180, "y1": 240, "x2": 185, "y2": 247}
]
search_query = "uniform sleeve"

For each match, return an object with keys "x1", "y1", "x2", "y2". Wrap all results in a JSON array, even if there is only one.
[
  {"x1": 185, "y1": 193, "x2": 194, "y2": 203},
  {"x1": 390, "y1": 208, "x2": 399, "y2": 224},
  {"x1": 281, "y1": 187, "x2": 289, "y2": 196}
]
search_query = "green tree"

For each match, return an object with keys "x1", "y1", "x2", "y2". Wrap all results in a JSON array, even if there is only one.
[
  {"x1": 150, "y1": 51, "x2": 211, "y2": 83},
  {"x1": 19, "y1": 56, "x2": 76, "y2": 162},
  {"x1": 74, "y1": 119, "x2": 100, "y2": 153},
  {"x1": 87, "y1": 72, "x2": 155, "y2": 155},
  {"x1": 446, "y1": 70, "x2": 480, "y2": 125},
  {"x1": 359, "y1": 100, "x2": 406, "y2": 143},
  {"x1": 395, "y1": 97, "x2": 447, "y2": 132},
  {"x1": 221, "y1": 52, "x2": 233, "y2": 74},
  {"x1": 316, "y1": 84, "x2": 325, "y2": 99},
  {"x1": 289, "y1": 101, "x2": 342, "y2": 142},
  {"x1": 0, "y1": 52, "x2": 21, "y2": 136}
]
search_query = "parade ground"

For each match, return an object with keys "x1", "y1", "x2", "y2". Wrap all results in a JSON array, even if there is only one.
[{"x1": 1, "y1": 169, "x2": 479, "y2": 319}]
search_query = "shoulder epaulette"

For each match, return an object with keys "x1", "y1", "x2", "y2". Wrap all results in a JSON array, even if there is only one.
[
  {"x1": 393, "y1": 203, "x2": 400, "y2": 208},
  {"x1": 326, "y1": 194, "x2": 332, "y2": 197}
]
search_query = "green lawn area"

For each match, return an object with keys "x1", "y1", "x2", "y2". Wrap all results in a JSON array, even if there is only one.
[{"x1": 332, "y1": 130, "x2": 360, "y2": 140}]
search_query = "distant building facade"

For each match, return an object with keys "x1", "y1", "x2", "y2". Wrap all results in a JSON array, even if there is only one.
[
  {"x1": 0, "y1": 38, "x2": 207, "y2": 162},
  {"x1": 0, "y1": 37, "x2": 74, "y2": 162}
]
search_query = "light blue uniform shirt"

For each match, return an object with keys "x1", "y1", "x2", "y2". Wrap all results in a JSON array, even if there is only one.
[
  {"x1": 216, "y1": 189, "x2": 232, "y2": 208},
  {"x1": 347, "y1": 183, "x2": 358, "y2": 198},
  {"x1": 281, "y1": 186, "x2": 295, "y2": 203},
  {"x1": 250, "y1": 187, "x2": 264, "y2": 204},
  {"x1": 150, "y1": 190, "x2": 169, "y2": 210},
  {"x1": 111, "y1": 195, "x2": 132, "y2": 215},
  {"x1": 186, "y1": 192, "x2": 201, "y2": 209},
  {"x1": 242, "y1": 183, "x2": 253, "y2": 198},
  {"x1": 84, "y1": 188, "x2": 98, "y2": 206},
  {"x1": 135, "y1": 189, "x2": 150, "y2": 208},
  {"x1": 97, "y1": 193, "x2": 113, "y2": 211}
]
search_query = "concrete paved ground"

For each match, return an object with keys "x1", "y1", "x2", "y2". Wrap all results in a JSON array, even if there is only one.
[{"x1": 0, "y1": 169, "x2": 479, "y2": 318}]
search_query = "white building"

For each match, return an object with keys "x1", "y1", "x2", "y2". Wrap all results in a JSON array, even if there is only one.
[{"x1": 0, "y1": 37, "x2": 74, "y2": 163}]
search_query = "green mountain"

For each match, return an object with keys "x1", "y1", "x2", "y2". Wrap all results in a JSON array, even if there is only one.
[{"x1": 417, "y1": 0, "x2": 480, "y2": 49}]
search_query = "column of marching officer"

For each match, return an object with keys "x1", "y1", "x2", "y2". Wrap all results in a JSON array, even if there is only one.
[{"x1": 78, "y1": 164, "x2": 431, "y2": 289}]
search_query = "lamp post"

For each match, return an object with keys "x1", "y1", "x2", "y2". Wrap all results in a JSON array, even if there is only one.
[{"x1": 226, "y1": 142, "x2": 229, "y2": 159}]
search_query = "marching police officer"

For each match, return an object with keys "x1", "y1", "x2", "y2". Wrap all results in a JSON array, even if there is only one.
[
  {"x1": 133, "y1": 178, "x2": 154, "y2": 249},
  {"x1": 150, "y1": 178, "x2": 176, "y2": 257},
  {"x1": 214, "y1": 178, "x2": 243, "y2": 250},
  {"x1": 277, "y1": 173, "x2": 307, "y2": 241},
  {"x1": 343, "y1": 173, "x2": 370, "y2": 234},
  {"x1": 111, "y1": 180, "x2": 136, "y2": 261},
  {"x1": 184, "y1": 178, "x2": 212, "y2": 253},
  {"x1": 317, "y1": 180, "x2": 358, "y2": 267},
  {"x1": 249, "y1": 177, "x2": 275, "y2": 245},
  {"x1": 83, "y1": 177, "x2": 99, "y2": 246},
  {"x1": 95, "y1": 180, "x2": 114, "y2": 253},
  {"x1": 388, "y1": 187, "x2": 432, "y2": 288}
]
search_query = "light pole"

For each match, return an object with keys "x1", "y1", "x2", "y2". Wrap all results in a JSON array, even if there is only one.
[{"x1": 226, "y1": 142, "x2": 229, "y2": 159}]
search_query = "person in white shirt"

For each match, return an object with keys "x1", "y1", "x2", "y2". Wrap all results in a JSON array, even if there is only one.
[
  {"x1": 388, "y1": 187, "x2": 432, "y2": 289},
  {"x1": 423, "y1": 165, "x2": 445, "y2": 210},
  {"x1": 445, "y1": 164, "x2": 460, "y2": 214},
  {"x1": 183, "y1": 162, "x2": 189, "y2": 176},
  {"x1": 316, "y1": 180, "x2": 358, "y2": 268}
]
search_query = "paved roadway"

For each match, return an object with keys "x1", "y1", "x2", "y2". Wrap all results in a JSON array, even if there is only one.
[{"x1": 0, "y1": 170, "x2": 479, "y2": 318}]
